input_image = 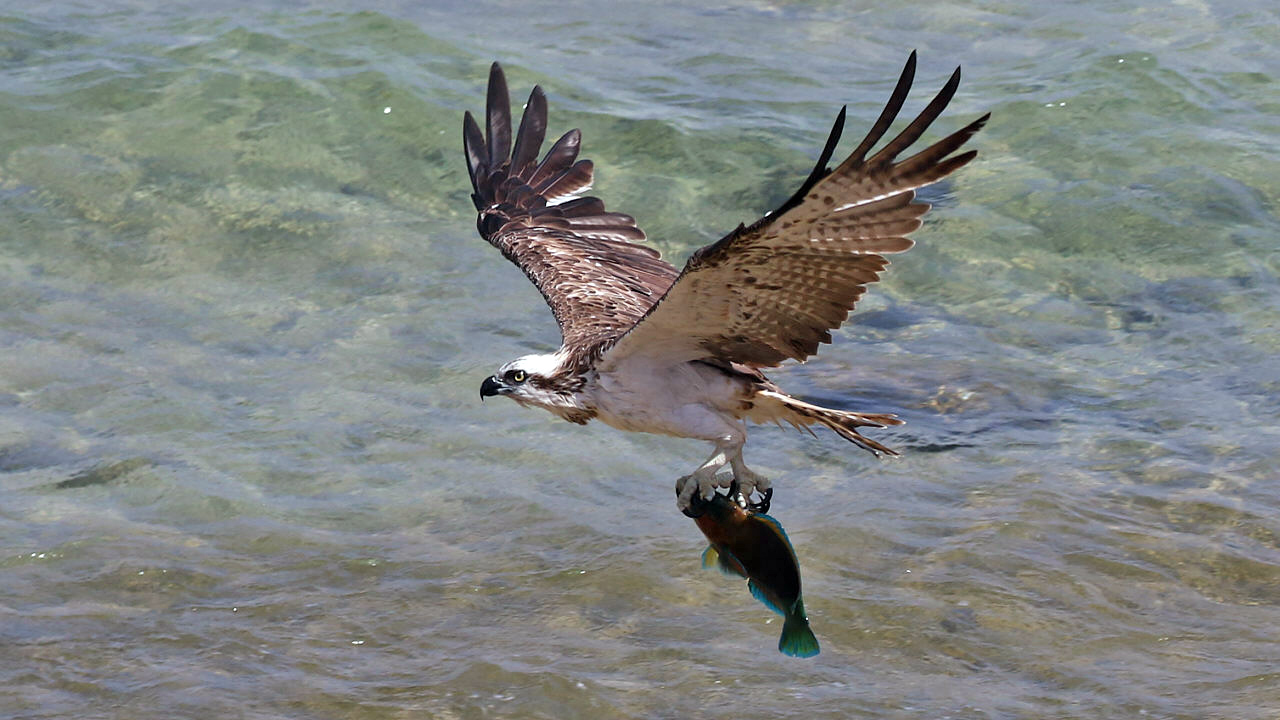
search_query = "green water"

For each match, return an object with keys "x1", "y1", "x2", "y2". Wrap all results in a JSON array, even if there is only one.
[{"x1": 2, "y1": 1, "x2": 1278, "y2": 718}]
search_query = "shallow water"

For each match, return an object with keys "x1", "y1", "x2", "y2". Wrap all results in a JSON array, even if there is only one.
[{"x1": 2, "y1": 1, "x2": 1279, "y2": 718}]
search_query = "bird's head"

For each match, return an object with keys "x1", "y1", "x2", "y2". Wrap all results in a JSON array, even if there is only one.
[{"x1": 479, "y1": 352, "x2": 578, "y2": 411}]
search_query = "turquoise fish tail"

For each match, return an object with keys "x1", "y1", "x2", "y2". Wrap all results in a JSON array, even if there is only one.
[{"x1": 778, "y1": 597, "x2": 820, "y2": 658}]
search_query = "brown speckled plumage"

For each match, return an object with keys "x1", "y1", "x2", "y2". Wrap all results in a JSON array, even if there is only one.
[
  {"x1": 465, "y1": 56, "x2": 986, "y2": 378},
  {"x1": 465, "y1": 55, "x2": 986, "y2": 493}
]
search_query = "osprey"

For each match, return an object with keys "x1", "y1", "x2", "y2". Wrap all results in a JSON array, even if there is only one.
[{"x1": 466, "y1": 54, "x2": 987, "y2": 512}]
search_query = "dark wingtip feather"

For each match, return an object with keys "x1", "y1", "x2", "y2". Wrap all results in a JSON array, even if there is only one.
[
  {"x1": 895, "y1": 110, "x2": 989, "y2": 179},
  {"x1": 485, "y1": 62, "x2": 512, "y2": 170},
  {"x1": 752, "y1": 106, "x2": 847, "y2": 225},
  {"x1": 463, "y1": 61, "x2": 658, "y2": 295},
  {"x1": 808, "y1": 106, "x2": 847, "y2": 187},
  {"x1": 536, "y1": 158, "x2": 593, "y2": 199},
  {"x1": 866, "y1": 63, "x2": 963, "y2": 166},
  {"x1": 463, "y1": 110, "x2": 487, "y2": 202},
  {"x1": 528, "y1": 128, "x2": 582, "y2": 188},
  {"x1": 841, "y1": 52, "x2": 917, "y2": 168},
  {"x1": 510, "y1": 86, "x2": 548, "y2": 177}
]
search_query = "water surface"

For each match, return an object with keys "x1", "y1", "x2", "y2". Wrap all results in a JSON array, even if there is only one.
[{"x1": 2, "y1": 1, "x2": 1279, "y2": 718}]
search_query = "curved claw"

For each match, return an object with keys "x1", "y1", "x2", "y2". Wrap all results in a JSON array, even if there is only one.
[
  {"x1": 682, "y1": 489, "x2": 709, "y2": 518},
  {"x1": 726, "y1": 480, "x2": 748, "y2": 510},
  {"x1": 677, "y1": 475, "x2": 704, "y2": 518},
  {"x1": 749, "y1": 487, "x2": 773, "y2": 515}
]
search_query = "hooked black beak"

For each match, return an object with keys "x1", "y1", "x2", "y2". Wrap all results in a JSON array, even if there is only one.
[{"x1": 480, "y1": 375, "x2": 504, "y2": 400}]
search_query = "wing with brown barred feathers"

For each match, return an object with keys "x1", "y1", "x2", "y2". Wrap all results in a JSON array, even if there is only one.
[
  {"x1": 599, "y1": 51, "x2": 988, "y2": 371},
  {"x1": 463, "y1": 63, "x2": 678, "y2": 364}
]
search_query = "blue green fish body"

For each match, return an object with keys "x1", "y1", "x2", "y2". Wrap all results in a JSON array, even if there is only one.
[{"x1": 693, "y1": 491, "x2": 819, "y2": 658}]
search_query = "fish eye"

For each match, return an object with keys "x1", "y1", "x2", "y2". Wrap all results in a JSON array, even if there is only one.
[{"x1": 506, "y1": 369, "x2": 527, "y2": 383}]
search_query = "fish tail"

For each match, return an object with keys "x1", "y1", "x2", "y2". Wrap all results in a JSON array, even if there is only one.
[{"x1": 778, "y1": 598, "x2": 820, "y2": 658}]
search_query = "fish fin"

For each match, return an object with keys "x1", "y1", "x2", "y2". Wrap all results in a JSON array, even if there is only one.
[
  {"x1": 701, "y1": 545, "x2": 718, "y2": 570},
  {"x1": 703, "y1": 546, "x2": 746, "y2": 577},
  {"x1": 747, "y1": 579, "x2": 786, "y2": 617}
]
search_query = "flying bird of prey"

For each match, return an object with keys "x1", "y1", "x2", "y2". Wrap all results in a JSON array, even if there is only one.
[{"x1": 466, "y1": 54, "x2": 987, "y2": 511}]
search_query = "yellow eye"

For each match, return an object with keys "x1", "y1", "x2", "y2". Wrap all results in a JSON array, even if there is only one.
[{"x1": 511, "y1": 370, "x2": 526, "y2": 383}]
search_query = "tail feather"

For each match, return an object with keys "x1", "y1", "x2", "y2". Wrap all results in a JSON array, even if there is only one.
[
  {"x1": 822, "y1": 410, "x2": 901, "y2": 456},
  {"x1": 757, "y1": 389, "x2": 902, "y2": 457}
]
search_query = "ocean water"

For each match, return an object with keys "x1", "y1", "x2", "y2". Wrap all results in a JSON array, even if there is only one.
[{"x1": 2, "y1": 1, "x2": 1278, "y2": 718}]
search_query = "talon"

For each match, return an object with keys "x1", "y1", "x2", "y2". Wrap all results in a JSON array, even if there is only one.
[
  {"x1": 683, "y1": 490, "x2": 708, "y2": 519},
  {"x1": 749, "y1": 487, "x2": 773, "y2": 514},
  {"x1": 677, "y1": 472, "x2": 719, "y2": 517},
  {"x1": 697, "y1": 475, "x2": 720, "y2": 502},
  {"x1": 726, "y1": 479, "x2": 747, "y2": 509}
]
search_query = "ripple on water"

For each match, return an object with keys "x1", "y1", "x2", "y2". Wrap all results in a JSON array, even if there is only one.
[{"x1": 2, "y1": 2, "x2": 1280, "y2": 718}]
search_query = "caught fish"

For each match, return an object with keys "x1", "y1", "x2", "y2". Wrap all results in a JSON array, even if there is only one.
[{"x1": 685, "y1": 482, "x2": 820, "y2": 658}]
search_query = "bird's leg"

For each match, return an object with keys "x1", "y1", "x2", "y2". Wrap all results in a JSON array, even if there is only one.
[{"x1": 728, "y1": 448, "x2": 771, "y2": 512}]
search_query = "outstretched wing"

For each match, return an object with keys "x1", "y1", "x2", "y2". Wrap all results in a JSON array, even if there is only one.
[
  {"x1": 600, "y1": 52, "x2": 988, "y2": 370},
  {"x1": 464, "y1": 63, "x2": 678, "y2": 362}
]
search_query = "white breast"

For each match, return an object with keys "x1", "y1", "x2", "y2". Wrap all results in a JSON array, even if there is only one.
[{"x1": 586, "y1": 359, "x2": 746, "y2": 440}]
